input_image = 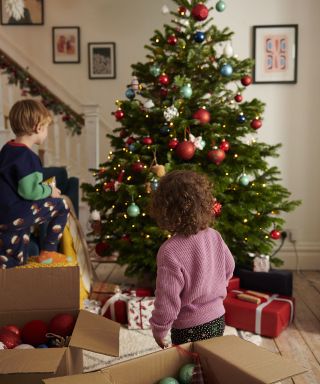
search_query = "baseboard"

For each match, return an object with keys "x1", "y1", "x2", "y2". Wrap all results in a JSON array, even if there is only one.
[{"x1": 277, "y1": 242, "x2": 320, "y2": 270}]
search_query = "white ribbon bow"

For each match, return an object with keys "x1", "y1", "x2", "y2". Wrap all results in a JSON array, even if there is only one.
[{"x1": 189, "y1": 133, "x2": 205, "y2": 150}]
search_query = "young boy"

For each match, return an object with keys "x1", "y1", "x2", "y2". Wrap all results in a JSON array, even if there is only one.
[{"x1": 0, "y1": 99, "x2": 70, "y2": 268}]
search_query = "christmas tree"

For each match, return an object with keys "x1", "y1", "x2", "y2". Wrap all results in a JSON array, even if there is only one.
[{"x1": 81, "y1": 0, "x2": 300, "y2": 278}]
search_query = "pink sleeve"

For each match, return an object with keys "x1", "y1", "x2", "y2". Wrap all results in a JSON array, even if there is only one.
[{"x1": 223, "y1": 240, "x2": 235, "y2": 281}]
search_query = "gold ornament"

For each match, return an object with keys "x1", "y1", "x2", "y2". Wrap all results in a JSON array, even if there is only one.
[{"x1": 151, "y1": 164, "x2": 166, "y2": 177}]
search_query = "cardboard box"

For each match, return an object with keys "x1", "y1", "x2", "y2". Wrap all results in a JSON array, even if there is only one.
[
  {"x1": 0, "y1": 267, "x2": 120, "y2": 384},
  {"x1": 43, "y1": 335, "x2": 306, "y2": 384}
]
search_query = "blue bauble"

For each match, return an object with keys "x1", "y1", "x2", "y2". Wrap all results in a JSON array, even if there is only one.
[
  {"x1": 128, "y1": 143, "x2": 136, "y2": 152},
  {"x1": 37, "y1": 344, "x2": 48, "y2": 348},
  {"x1": 160, "y1": 125, "x2": 171, "y2": 136},
  {"x1": 216, "y1": 0, "x2": 226, "y2": 12},
  {"x1": 158, "y1": 378, "x2": 179, "y2": 384},
  {"x1": 127, "y1": 203, "x2": 140, "y2": 217},
  {"x1": 220, "y1": 64, "x2": 233, "y2": 77},
  {"x1": 125, "y1": 88, "x2": 135, "y2": 100},
  {"x1": 194, "y1": 31, "x2": 205, "y2": 43},
  {"x1": 237, "y1": 114, "x2": 246, "y2": 123},
  {"x1": 150, "y1": 64, "x2": 161, "y2": 77},
  {"x1": 178, "y1": 363, "x2": 196, "y2": 384},
  {"x1": 151, "y1": 178, "x2": 159, "y2": 191},
  {"x1": 239, "y1": 174, "x2": 250, "y2": 186},
  {"x1": 180, "y1": 84, "x2": 193, "y2": 98}
]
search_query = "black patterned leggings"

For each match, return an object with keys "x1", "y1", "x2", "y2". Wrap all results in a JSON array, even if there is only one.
[{"x1": 171, "y1": 315, "x2": 225, "y2": 345}]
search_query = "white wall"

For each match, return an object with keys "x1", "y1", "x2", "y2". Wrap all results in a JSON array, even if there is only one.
[{"x1": 1, "y1": 0, "x2": 319, "y2": 268}]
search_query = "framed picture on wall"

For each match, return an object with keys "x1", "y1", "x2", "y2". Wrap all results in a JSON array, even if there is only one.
[
  {"x1": 88, "y1": 42, "x2": 116, "y2": 79},
  {"x1": 0, "y1": 0, "x2": 44, "y2": 25},
  {"x1": 253, "y1": 25, "x2": 298, "y2": 84},
  {"x1": 52, "y1": 27, "x2": 80, "y2": 64}
]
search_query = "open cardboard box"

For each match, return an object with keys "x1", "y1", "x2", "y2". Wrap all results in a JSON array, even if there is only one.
[
  {"x1": 0, "y1": 267, "x2": 120, "y2": 384},
  {"x1": 43, "y1": 335, "x2": 306, "y2": 384}
]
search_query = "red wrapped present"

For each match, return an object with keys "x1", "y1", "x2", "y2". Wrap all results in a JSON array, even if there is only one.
[
  {"x1": 224, "y1": 289, "x2": 294, "y2": 338},
  {"x1": 127, "y1": 296, "x2": 155, "y2": 330},
  {"x1": 101, "y1": 291, "x2": 130, "y2": 325},
  {"x1": 227, "y1": 276, "x2": 240, "y2": 291},
  {"x1": 131, "y1": 288, "x2": 154, "y2": 297},
  {"x1": 89, "y1": 292, "x2": 111, "y2": 305}
]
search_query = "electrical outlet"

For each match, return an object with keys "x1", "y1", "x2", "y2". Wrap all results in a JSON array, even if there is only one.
[{"x1": 284, "y1": 228, "x2": 297, "y2": 243}]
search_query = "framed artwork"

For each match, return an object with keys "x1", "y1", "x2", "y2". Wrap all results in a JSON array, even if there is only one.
[
  {"x1": 52, "y1": 27, "x2": 80, "y2": 64},
  {"x1": 1, "y1": 0, "x2": 44, "y2": 25},
  {"x1": 252, "y1": 25, "x2": 298, "y2": 84},
  {"x1": 88, "y1": 42, "x2": 116, "y2": 79}
]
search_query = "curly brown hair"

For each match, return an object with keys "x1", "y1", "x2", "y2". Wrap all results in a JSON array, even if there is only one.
[{"x1": 149, "y1": 170, "x2": 214, "y2": 236}]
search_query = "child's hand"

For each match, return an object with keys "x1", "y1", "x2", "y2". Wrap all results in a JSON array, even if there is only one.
[
  {"x1": 51, "y1": 185, "x2": 61, "y2": 198},
  {"x1": 154, "y1": 337, "x2": 169, "y2": 349}
]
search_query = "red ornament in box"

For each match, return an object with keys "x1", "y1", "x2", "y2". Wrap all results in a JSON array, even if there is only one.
[
  {"x1": 167, "y1": 34, "x2": 178, "y2": 45},
  {"x1": 191, "y1": 3, "x2": 209, "y2": 21},
  {"x1": 193, "y1": 108, "x2": 211, "y2": 124},
  {"x1": 0, "y1": 328, "x2": 21, "y2": 349},
  {"x1": 219, "y1": 139, "x2": 230, "y2": 151},
  {"x1": 131, "y1": 161, "x2": 145, "y2": 172},
  {"x1": 168, "y1": 137, "x2": 179, "y2": 149},
  {"x1": 114, "y1": 109, "x2": 125, "y2": 121},
  {"x1": 158, "y1": 74, "x2": 170, "y2": 86},
  {"x1": 49, "y1": 314, "x2": 76, "y2": 338},
  {"x1": 251, "y1": 119, "x2": 262, "y2": 130},
  {"x1": 142, "y1": 136, "x2": 153, "y2": 145},
  {"x1": 270, "y1": 229, "x2": 281, "y2": 240},
  {"x1": 175, "y1": 140, "x2": 195, "y2": 160},
  {"x1": 2, "y1": 324, "x2": 21, "y2": 337},
  {"x1": 207, "y1": 148, "x2": 226, "y2": 165},
  {"x1": 21, "y1": 320, "x2": 48, "y2": 346},
  {"x1": 241, "y1": 75, "x2": 252, "y2": 86}
]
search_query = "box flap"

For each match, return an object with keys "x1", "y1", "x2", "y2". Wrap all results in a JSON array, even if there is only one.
[
  {"x1": 0, "y1": 348, "x2": 65, "y2": 374},
  {"x1": 43, "y1": 371, "x2": 111, "y2": 384},
  {"x1": 194, "y1": 336, "x2": 307, "y2": 384},
  {"x1": 0, "y1": 267, "x2": 79, "y2": 313},
  {"x1": 69, "y1": 310, "x2": 120, "y2": 357}
]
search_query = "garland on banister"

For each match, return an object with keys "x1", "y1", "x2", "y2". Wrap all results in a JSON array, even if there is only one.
[{"x1": 0, "y1": 49, "x2": 84, "y2": 135}]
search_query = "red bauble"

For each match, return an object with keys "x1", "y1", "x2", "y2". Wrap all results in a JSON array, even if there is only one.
[
  {"x1": 125, "y1": 136, "x2": 135, "y2": 146},
  {"x1": 207, "y1": 149, "x2": 226, "y2": 165},
  {"x1": 160, "y1": 87, "x2": 168, "y2": 98},
  {"x1": 0, "y1": 328, "x2": 21, "y2": 349},
  {"x1": 21, "y1": 320, "x2": 48, "y2": 346},
  {"x1": 142, "y1": 136, "x2": 153, "y2": 145},
  {"x1": 250, "y1": 119, "x2": 262, "y2": 130},
  {"x1": 131, "y1": 161, "x2": 145, "y2": 172},
  {"x1": 167, "y1": 35, "x2": 177, "y2": 45},
  {"x1": 175, "y1": 141, "x2": 195, "y2": 160},
  {"x1": 241, "y1": 75, "x2": 252, "y2": 86},
  {"x1": 213, "y1": 201, "x2": 222, "y2": 217},
  {"x1": 49, "y1": 314, "x2": 76, "y2": 338},
  {"x1": 95, "y1": 241, "x2": 109, "y2": 256},
  {"x1": 2, "y1": 325, "x2": 21, "y2": 337},
  {"x1": 158, "y1": 74, "x2": 170, "y2": 86},
  {"x1": 270, "y1": 229, "x2": 281, "y2": 240},
  {"x1": 114, "y1": 109, "x2": 125, "y2": 121},
  {"x1": 234, "y1": 93, "x2": 243, "y2": 103},
  {"x1": 219, "y1": 139, "x2": 230, "y2": 152},
  {"x1": 119, "y1": 128, "x2": 128, "y2": 138},
  {"x1": 168, "y1": 137, "x2": 179, "y2": 149},
  {"x1": 178, "y1": 6, "x2": 187, "y2": 15},
  {"x1": 191, "y1": 3, "x2": 209, "y2": 21},
  {"x1": 193, "y1": 108, "x2": 211, "y2": 124}
]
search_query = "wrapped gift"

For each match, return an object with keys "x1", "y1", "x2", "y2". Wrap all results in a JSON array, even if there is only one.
[
  {"x1": 127, "y1": 296, "x2": 155, "y2": 330},
  {"x1": 253, "y1": 254, "x2": 270, "y2": 272},
  {"x1": 227, "y1": 276, "x2": 240, "y2": 291},
  {"x1": 89, "y1": 282, "x2": 120, "y2": 305},
  {"x1": 224, "y1": 289, "x2": 294, "y2": 338},
  {"x1": 101, "y1": 290, "x2": 130, "y2": 324},
  {"x1": 131, "y1": 288, "x2": 154, "y2": 297},
  {"x1": 236, "y1": 268, "x2": 293, "y2": 296}
]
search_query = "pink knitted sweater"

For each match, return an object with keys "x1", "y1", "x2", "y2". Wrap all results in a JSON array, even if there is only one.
[{"x1": 150, "y1": 227, "x2": 235, "y2": 339}]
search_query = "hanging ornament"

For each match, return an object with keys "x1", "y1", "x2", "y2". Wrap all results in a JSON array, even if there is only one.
[
  {"x1": 125, "y1": 136, "x2": 135, "y2": 146},
  {"x1": 128, "y1": 143, "x2": 136, "y2": 152},
  {"x1": 151, "y1": 178, "x2": 159, "y2": 191},
  {"x1": 158, "y1": 73, "x2": 170, "y2": 86},
  {"x1": 180, "y1": 84, "x2": 193, "y2": 98},
  {"x1": 167, "y1": 34, "x2": 178, "y2": 45},
  {"x1": 270, "y1": 229, "x2": 281, "y2": 240},
  {"x1": 150, "y1": 64, "x2": 161, "y2": 77},
  {"x1": 219, "y1": 139, "x2": 230, "y2": 151},
  {"x1": 151, "y1": 164, "x2": 166, "y2": 177},
  {"x1": 237, "y1": 114, "x2": 246, "y2": 124},
  {"x1": 241, "y1": 75, "x2": 252, "y2": 86},
  {"x1": 191, "y1": 3, "x2": 209, "y2": 21},
  {"x1": 223, "y1": 42, "x2": 234, "y2": 58},
  {"x1": 125, "y1": 88, "x2": 135, "y2": 100},
  {"x1": 234, "y1": 93, "x2": 243, "y2": 103},
  {"x1": 131, "y1": 76, "x2": 139, "y2": 90},
  {"x1": 4, "y1": 0, "x2": 24, "y2": 21},
  {"x1": 145, "y1": 182, "x2": 152, "y2": 194},
  {"x1": 175, "y1": 140, "x2": 195, "y2": 160},
  {"x1": 168, "y1": 137, "x2": 179, "y2": 149},
  {"x1": 160, "y1": 87, "x2": 168, "y2": 98},
  {"x1": 251, "y1": 118, "x2": 262, "y2": 130},
  {"x1": 114, "y1": 109, "x2": 125, "y2": 121},
  {"x1": 143, "y1": 99, "x2": 155, "y2": 109},
  {"x1": 220, "y1": 64, "x2": 233, "y2": 77},
  {"x1": 164, "y1": 105, "x2": 179, "y2": 121},
  {"x1": 239, "y1": 174, "x2": 250, "y2": 186},
  {"x1": 193, "y1": 31, "x2": 205, "y2": 43},
  {"x1": 142, "y1": 136, "x2": 153, "y2": 145},
  {"x1": 161, "y1": 5, "x2": 170, "y2": 14},
  {"x1": 207, "y1": 148, "x2": 226, "y2": 165},
  {"x1": 91, "y1": 210, "x2": 101, "y2": 221},
  {"x1": 189, "y1": 133, "x2": 205, "y2": 150},
  {"x1": 213, "y1": 201, "x2": 222, "y2": 216},
  {"x1": 160, "y1": 125, "x2": 171, "y2": 136},
  {"x1": 215, "y1": 0, "x2": 226, "y2": 12},
  {"x1": 131, "y1": 161, "x2": 145, "y2": 173},
  {"x1": 127, "y1": 203, "x2": 140, "y2": 217},
  {"x1": 178, "y1": 6, "x2": 187, "y2": 16},
  {"x1": 193, "y1": 108, "x2": 211, "y2": 125}
]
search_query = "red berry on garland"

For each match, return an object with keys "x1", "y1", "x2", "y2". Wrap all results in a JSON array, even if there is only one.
[
  {"x1": 234, "y1": 93, "x2": 243, "y2": 103},
  {"x1": 158, "y1": 74, "x2": 170, "y2": 86},
  {"x1": 270, "y1": 229, "x2": 281, "y2": 240},
  {"x1": 241, "y1": 75, "x2": 252, "y2": 86},
  {"x1": 167, "y1": 35, "x2": 177, "y2": 45},
  {"x1": 191, "y1": 3, "x2": 209, "y2": 21},
  {"x1": 250, "y1": 118, "x2": 262, "y2": 130},
  {"x1": 219, "y1": 139, "x2": 230, "y2": 152},
  {"x1": 213, "y1": 201, "x2": 222, "y2": 217},
  {"x1": 0, "y1": 328, "x2": 21, "y2": 349},
  {"x1": 168, "y1": 137, "x2": 179, "y2": 149},
  {"x1": 114, "y1": 109, "x2": 125, "y2": 121},
  {"x1": 175, "y1": 140, "x2": 195, "y2": 160},
  {"x1": 207, "y1": 148, "x2": 226, "y2": 165},
  {"x1": 131, "y1": 161, "x2": 145, "y2": 172},
  {"x1": 21, "y1": 320, "x2": 48, "y2": 346},
  {"x1": 95, "y1": 241, "x2": 109, "y2": 256},
  {"x1": 49, "y1": 314, "x2": 76, "y2": 338},
  {"x1": 178, "y1": 6, "x2": 187, "y2": 15},
  {"x1": 193, "y1": 108, "x2": 211, "y2": 124},
  {"x1": 142, "y1": 136, "x2": 153, "y2": 145}
]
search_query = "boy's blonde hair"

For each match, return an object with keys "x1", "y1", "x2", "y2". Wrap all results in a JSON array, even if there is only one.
[{"x1": 9, "y1": 99, "x2": 52, "y2": 136}]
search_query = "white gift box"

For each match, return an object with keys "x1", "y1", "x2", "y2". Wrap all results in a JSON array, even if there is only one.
[{"x1": 127, "y1": 297, "x2": 155, "y2": 330}]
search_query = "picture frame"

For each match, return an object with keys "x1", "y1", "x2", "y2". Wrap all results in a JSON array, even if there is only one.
[
  {"x1": 88, "y1": 42, "x2": 116, "y2": 79},
  {"x1": 1, "y1": 0, "x2": 44, "y2": 25},
  {"x1": 252, "y1": 25, "x2": 298, "y2": 84},
  {"x1": 52, "y1": 27, "x2": 80, "y2": 64}
]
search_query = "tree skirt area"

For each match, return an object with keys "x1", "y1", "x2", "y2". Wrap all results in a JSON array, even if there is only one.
[{"x1": 83, "y1": 325, "x2": 263, "y2": 373}]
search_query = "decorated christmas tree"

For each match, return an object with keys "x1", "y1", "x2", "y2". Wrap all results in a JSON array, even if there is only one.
[{"x1": 81, "y1": 0, "x2": 300, "y2": 278}]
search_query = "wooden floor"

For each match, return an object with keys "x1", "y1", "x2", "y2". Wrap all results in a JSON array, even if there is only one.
[{"x1": 240, "y1": 271, "x2": 320, "y2": 384}]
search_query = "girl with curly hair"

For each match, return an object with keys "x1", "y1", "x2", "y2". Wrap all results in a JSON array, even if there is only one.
[{"x1": 149, "y1": 170, "x2": 235, "y2": 348}]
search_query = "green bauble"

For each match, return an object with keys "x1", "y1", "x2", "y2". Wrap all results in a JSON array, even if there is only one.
[
  {"x1": 216, "y1": 0, "x2": 226, "y2": 12},
  {"x1": 178, "y1": 363, "x2": 195, "y2": 384},
  {"x1": 127, "y1": 203, "x2": 140, "y2": 217},
  {"x1": 180, "y1": 84, "x2": 193, "y2": 98},
  {"x1": 158, "y1": 378, "x2": 179, "y2": 384},
  {"x1": 150, "y1": 64, "x2": 161, "y2": 77}
]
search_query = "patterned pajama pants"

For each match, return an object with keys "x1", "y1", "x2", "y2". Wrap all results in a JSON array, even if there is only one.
[
  {"x1": 0, "y1": 197, "x2": 69, "y2": 269},
  {"x1": 171, "y1": 315, "x2": 225, "y2": 345}
]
